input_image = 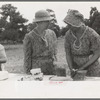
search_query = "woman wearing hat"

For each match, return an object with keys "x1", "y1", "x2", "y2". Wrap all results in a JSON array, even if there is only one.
[
  {"x1": 23, "y1": 10, "x2": 56, "y2": 75},
  {"x1": 64, "y1": 9, "x2": 100, "y2": 77}
]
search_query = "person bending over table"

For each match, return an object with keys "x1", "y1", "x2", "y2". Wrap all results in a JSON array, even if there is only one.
[{"x1": 63, "y1": 9, "x2": 100, "y2": 77}]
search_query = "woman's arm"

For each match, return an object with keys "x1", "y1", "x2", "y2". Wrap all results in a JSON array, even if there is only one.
[
  {"x1": 64, "y1": 33, "x2": 74, "y2": 71},
  {"x1": 65, "y1": 50, "x2": 74, "y2": 71},
  {"x1": 79, "y1": 29, "x2": 100, "y2": 70},
  {"x1": 23, "y1": 34, "x2": 32, "y2": 74},
  {"x1": 79, "y1": 50, "x2": 100, "y2": 70},
  {"x1": 52, "y1": 30, "x2": 58, "y2": 61}
]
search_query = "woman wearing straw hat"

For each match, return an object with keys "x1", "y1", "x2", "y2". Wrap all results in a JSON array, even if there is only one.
[
  {"x1": 23, "y1": 10, "x2": 56, "y2": 75},
  {"x1": 64, "y1": 9, "x2": 100, "y2": 77}
]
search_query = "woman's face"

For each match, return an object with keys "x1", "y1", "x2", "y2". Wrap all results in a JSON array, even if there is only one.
[{"x1": 42, "y1": 21, "x2": 50, "y2": 29}]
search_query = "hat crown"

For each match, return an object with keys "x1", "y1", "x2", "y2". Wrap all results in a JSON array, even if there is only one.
[
  {"x1": 33, "y1": 10, "x2": 52, "y2": 22},
  {"x1": 67, "y1": 9, "x2": 84, "y2": 20},
  {"x1": 63, "y1": 9, "x2": 84, "y2": 27},
  {"x1": 35, "y1": 10, "x2": 51, "y2": 18}
]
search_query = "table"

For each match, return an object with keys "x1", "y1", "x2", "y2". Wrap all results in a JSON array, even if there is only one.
[
  {"x1": 4, "y1": 73, "x2": 54, "y2": 81},
  {"x1": 2, "y1": 73, "x2": 100, "y2": 81}
]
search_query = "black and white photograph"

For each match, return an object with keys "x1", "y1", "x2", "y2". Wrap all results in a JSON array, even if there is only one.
[{"x1": 0, "y1": 1, "x2": 100, "y2": 98}]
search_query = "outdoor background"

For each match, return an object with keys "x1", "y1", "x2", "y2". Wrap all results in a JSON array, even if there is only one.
[{"x1": 0, "y1": 2, "x2": 100, "y2": 74}]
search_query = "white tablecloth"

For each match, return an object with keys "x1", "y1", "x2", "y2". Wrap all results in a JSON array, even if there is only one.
[
  {"x1": 4, "y1": 73, "x2": 53, "y2": 81},
  {"x1": 2, "y1": 73, "x2": 100, "y2": 81}
]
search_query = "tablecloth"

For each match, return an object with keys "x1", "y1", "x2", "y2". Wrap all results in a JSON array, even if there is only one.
[{"x1": 2, "y1": 73, "x2": 100, "y2": 81}]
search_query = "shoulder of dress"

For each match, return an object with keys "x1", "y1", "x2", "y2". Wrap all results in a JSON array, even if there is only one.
[
  {"x1": 45, "y1": 29, "x2": 55, "y2": 36},
  {"x1": 25, "y1": 30, "x2": 35, "y2": 38},
  {"x1": 87, "y1": 26, "x2": 99, "y2": 37},
  {"x1": 46, "y1": 29, "x2": 54, "y2": 33},
  {"x1": 87, "y1": 26, "x2": 95, "y2": 33}
]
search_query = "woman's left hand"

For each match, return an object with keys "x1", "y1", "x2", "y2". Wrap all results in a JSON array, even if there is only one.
[{"x1": 71, "y1": 68, "x2": 78, "y2": 78}]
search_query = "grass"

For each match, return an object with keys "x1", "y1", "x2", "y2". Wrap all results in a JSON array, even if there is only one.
[
  {"x1": 4, "y1": 37, "x2": 68, "y2": 74},
  {"x1": 4, "y1": 44, "x2": 24, "y2": 74}
]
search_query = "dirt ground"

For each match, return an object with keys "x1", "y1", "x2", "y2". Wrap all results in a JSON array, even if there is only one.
[{"x1": 4, "y1": 37, "x2": 67, "y2": 74}]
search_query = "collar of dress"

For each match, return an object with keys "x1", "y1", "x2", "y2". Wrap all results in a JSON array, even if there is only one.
[
  {"x1": 70, "y1": 26, "x2": 88, "y2": 50},
  {"x1": 33, "y1": 29, "x2": 48, "y2": 47},
  {"x1": 70, "y1": 26, "x2": 87, "y2": 40}
]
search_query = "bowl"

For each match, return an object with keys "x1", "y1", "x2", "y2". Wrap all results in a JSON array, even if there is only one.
[
  {"x1": 54, "y1": 62, "x2": 69, "y2": 77},
  {"x1": 55, "y1": 67, "x2": 66, "y2": 76},
  {"x1": 73, "y1": 70, "x2": 87, "y2": 81}
]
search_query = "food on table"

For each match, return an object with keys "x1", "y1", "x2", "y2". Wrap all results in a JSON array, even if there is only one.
[
  {"x1": 19, "y1": 68, "x2": 43, "y2": 81},
  {"x1": 30, "y1": 68, "x2": 41, "y2": 75}
]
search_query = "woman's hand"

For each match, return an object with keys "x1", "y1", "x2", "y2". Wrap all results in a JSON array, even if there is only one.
[
  {"x1": 70, "y1": 68, "x2": 78, "y2": 72},
  {"x1": 70, "y1": 68, "x2": 78, "y2": 78}
]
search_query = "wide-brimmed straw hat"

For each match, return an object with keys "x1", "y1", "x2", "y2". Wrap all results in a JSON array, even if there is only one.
[
  {"x1": 33, "y1": 10, "x2": 53, "y2": 22},
  {"x1": 63, "y1": 9, "x2": 84, "y2": 27}
]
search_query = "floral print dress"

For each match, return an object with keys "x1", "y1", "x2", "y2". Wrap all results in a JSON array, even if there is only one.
[
  {"x1": 23, "y1": 28, "x2": 57, "y2": 75},
  {"x1": 65, "y1": 26, "x2": 100, "y2": 77}
]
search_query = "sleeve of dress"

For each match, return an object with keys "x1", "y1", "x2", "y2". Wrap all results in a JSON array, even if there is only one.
[
  {"x1": 44, "y1": 29, "x2": 57, "y2": 56},
  {"x1": 52, "y1": 30, "x2": 58, "y2": 56},
  {"x1": 89, "y1": 29, "x2": 100, "y2": 53},
  {"x1": 23, "y1": 34, "x2": 32, "y2": 74}
]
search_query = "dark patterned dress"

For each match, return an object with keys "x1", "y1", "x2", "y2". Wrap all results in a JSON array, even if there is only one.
[
  {"x1": 23, "y1": 28, "x2": 57, "y2": 75},
  {"x1": 65, "y1": 26, "x2": 100, "y2": 77}
]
